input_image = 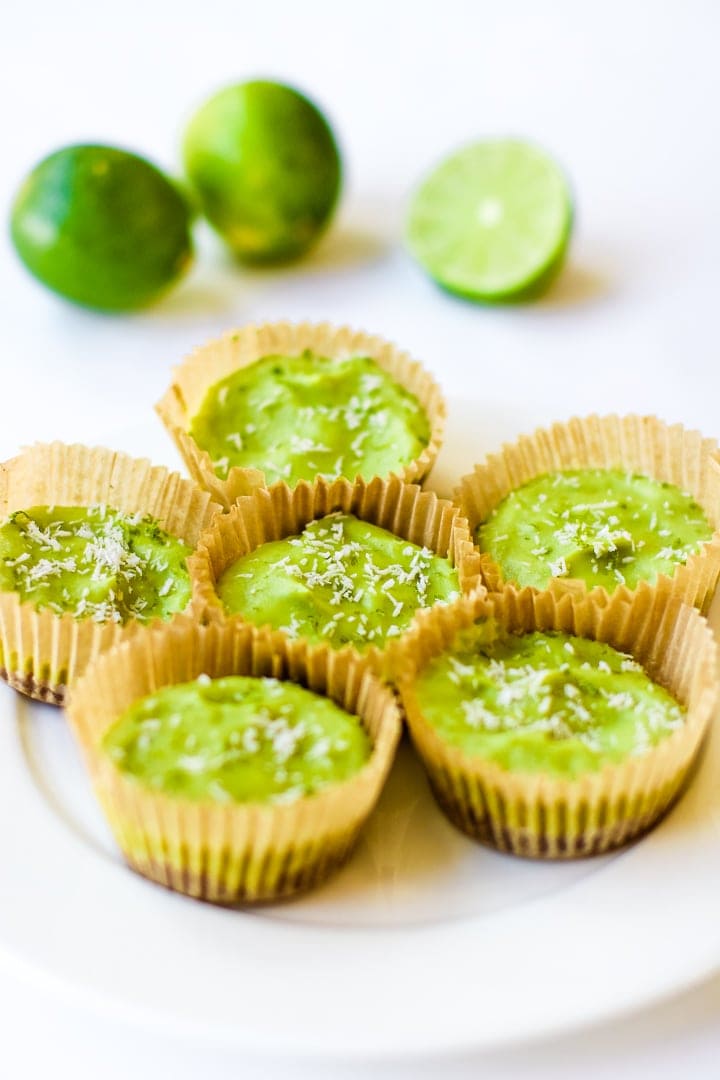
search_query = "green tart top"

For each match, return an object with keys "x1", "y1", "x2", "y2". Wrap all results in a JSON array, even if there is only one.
[
  {"x1": 0, "y1": 505, "x2": 192, "y2": 624},
  {"x1": 412, "y1": 627, "x2": 685, "y2": 780},
  {"x1": 103, "y1": 674, "x2": 371, "y2": 805},
  {"x1": 478, "y1": 468, "x2": 712, "y2": 592},
  {"x1": 216, "y1": 512, "x2": 460, "y2": 650},
  {"x1": 188, "y1": 350, "x2": 431, "y2": 486}
]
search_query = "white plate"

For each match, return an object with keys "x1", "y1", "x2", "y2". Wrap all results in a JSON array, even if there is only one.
[{"x1": 1, "y1": 408, "x2": 719, "y2": 1062}]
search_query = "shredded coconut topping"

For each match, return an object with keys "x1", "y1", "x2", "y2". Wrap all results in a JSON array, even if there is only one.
[
  {"x1": 480, "y1": 468, "x2": 710, "y2": 592},
  {"x1": 0, "y1": 505, "x2": 189, "y2": 625},
  {"x1": 223, "y1": 512, "x2": 457, "y2": 650},
  {"x1": 424, "y1": 630, "x2": 685, "y2": 761}
]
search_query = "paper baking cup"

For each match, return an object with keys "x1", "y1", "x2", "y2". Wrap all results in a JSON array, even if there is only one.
[
  {"x1": 396, "y1": 582, "x2": 717, "y2": 857},
  {"x1": 67, "y1": 617, "x2": 402, "y2": 903},
  {"x1": 456, "y1": 414, "x2": 720, "y2": 611},
  {"x1": 0, "y1": 442, "x2": 222, "y2": 705},
  {"x1": 155, "y1": 321, "x2": 446, "y2": 508},
  {"x1": 189, "y1": 473, "x2": 485, "y2": 675}
]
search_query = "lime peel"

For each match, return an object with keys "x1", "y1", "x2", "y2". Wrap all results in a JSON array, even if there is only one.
[
  {"x1": 10, "y1": 144, "x2": 194, "y2": 312},
  {"x1": 182, "y1": 79, "x2": 342, "y2": 264}
]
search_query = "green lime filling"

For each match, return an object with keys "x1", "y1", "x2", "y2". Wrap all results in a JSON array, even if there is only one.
[
  {"x1": 217, "y1": 512, "x2": 460, "y2": 651},
  {"x1": 189, "y1": 350, "x2": 430, "y2": 486},
  {"x1": 0, "y1": 505, "x2": 192, "y2": 624},
  {"x1": 413, "y1": 627, "x2": 685, "y2": 779},
  {"x1": 478, "y1": 468, "x2": 712, "y2": 592},
  {"x1": 103, "y1": 675, "x2": 371, "y2": 805}
]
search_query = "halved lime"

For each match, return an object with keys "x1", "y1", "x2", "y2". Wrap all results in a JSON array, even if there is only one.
[
  {"x1": 183, "y1": 80, "x2": 342, "y2": 263},
  {"x1": 10, "y1": 144, "x2": 194, "y2": 311},
  {"x1": 406, "y1": 139, "x2": 573, "y2": 302}
]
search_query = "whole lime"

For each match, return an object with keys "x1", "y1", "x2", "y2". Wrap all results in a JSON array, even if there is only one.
[
  {"x1": 10, "y1": 145, "x2": 194, "y2": 311},
  {"x1": 182, "y1": 80, "x2": 342, "y2": 263}
]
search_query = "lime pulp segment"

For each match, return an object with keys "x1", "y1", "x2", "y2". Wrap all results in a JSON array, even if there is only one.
[{"x1": 406, "y1": 139, "x2": 573, "y2": 302}]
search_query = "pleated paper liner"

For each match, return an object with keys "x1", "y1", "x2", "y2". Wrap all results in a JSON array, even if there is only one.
[
  {"x1": 189, "y1": 473, "x2": 486, "y2": 676},
  {"x1": 155, "y1": 320, "x2": 447, "y2": 508},
  {"x1": 66, "y1": 616, "x2": 402, "y2": 904},
  {"x1": 0, "y1": 442, "x2": 223, "y2": 706},
  {"x1": 456, "y1": 414, "x2": 720, "y2": 611},
  {"x1": 395, "y1": 582, "x2": 718, "y2": 858}
]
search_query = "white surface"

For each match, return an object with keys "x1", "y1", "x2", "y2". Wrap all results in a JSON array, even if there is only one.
[{"x1": 2, "y1": 0, "x2": 720, "y2": 1076}]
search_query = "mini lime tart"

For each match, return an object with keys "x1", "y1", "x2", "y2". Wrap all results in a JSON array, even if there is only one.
[
  {"x1": 396, "y1": 583, "x2": 717, "y2": 857},
  {"x1": 189, "y1": 474, "x2": 484, "y2": 673},
  {"x1": 456, "y1": 414, "x2": 720, "y2": 610},
  {"x1": 0, "y1": 443, "x2": 221, "y2": 705},
  {"x1": 67, "y1": 617, "x2": 402, "y2": 903},
  {"x1": 156, "y1": 321, "x2": 446, "y2": 507}
]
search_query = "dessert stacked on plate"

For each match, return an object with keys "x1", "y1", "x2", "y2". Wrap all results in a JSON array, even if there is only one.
[{"x1": 0, "y1": 322, "x2": 717, "y2": 903}]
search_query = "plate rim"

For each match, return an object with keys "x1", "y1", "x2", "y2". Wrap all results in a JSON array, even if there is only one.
[{"x1": 0, "y1": 416, "x2": 719, "y2": 1060}]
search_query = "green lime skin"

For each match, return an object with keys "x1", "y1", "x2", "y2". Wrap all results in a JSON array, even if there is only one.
[
  {"x1": 406, "y1": 139, "x2": 573, "y2": 304},
  {"x1": 182, "y1": 80, "x2": 342, "y2": 263},
  {"x1": 10, "y1": 145, "x2": 194, "y2": 312}
]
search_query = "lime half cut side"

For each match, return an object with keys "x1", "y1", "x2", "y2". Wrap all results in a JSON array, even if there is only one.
[{"x1": 406, "y1": 139, "x2": 573, "y2": 302}]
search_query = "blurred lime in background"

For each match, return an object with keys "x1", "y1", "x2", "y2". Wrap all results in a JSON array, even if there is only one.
[
  {"x1": 10, "y1": 145, "x2": 194, "y2": 311},
  {"x1": 183, "y1": 79, "x2": 342, "y2": 263},
  {"x1": 406, "y1": 139, "x2": 573, "y2": 303}
]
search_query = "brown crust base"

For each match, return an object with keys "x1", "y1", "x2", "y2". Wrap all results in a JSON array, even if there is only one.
[
  {"x1": 124, "y1": 833, "x2": 358, "y2": 905},
  {"x1": 0, "y1": 669, "x2": 65, "y2": 707},
  {"x1": 428, "y1": 770, "x2": 687, "y2": 859}
]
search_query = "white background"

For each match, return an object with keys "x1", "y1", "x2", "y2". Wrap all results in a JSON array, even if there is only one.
[{"x1": 2, "y1": 1, "x2": 719, "y2": 1076}]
